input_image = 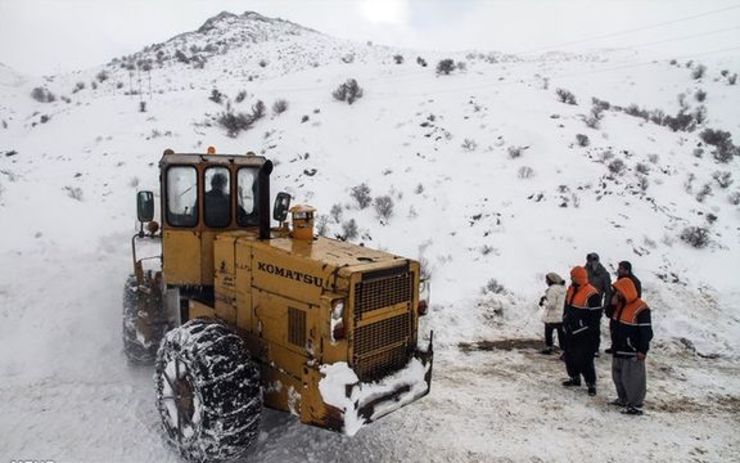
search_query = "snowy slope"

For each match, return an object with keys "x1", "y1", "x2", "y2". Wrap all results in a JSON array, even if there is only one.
[{"x1": 1, "y1": 11, "x2": 739, "y2": 462}]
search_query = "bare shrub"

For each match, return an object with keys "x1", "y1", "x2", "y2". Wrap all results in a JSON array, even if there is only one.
[
  {"x1": 608, "y1": 158, "x2": 625, "y2": 175},
  {"x1": 695, "y1": 183, "x2": 712, "y2": 203},
  {"x1": 456, "y1": 61, "x2": 467, "y2": 71},
  {"x1": 30, "y1": 87, "x2": 55, "y2": 103},
  {"x1": 332, "y1": 79, "x2": 363, "y2": 104},
  {"x1": 272, "y1": 99, "x2": 288, "y2": 115},
  {"x1": 576, "y1": 134, "x2": 590, "y2": 147},
  {"x1": 461, "y1": 138, "x2": 477, "y2": 152},
  {"x1": 728, "y1": 74, "x2": 738, "y2": 85},
  {"x1": 416, "y1": 56, "x2": 427, "y2": 67},
  {"x1": 209, "y1": 89, "x2": 223, "y2": 104},
  {"x1": 637, "y1": 175, "x2": 649, "y2": 191},
  {"x1": 374, "y1": 195, "x2": 394, "y2": 221},
  {"x1": 330, "y1": 203, "x2": 343, "y2": 223},
  {"x1": 508, "y1": 146, "x2": 523, "y2": 158},
  {"x1": 712, "y1": 171, "x2": 732, "y2": 188},
  {"x1": 635, "y1": 162, "x2": 650, "y2": 175},
  {"x1": 218, "y1": 111, "x2": 253, "y2": 137},
  {"x1": 258, "y1": 59, "x2": 268, "y2": 68},
  {"x1": 393, "y1": 54, "x2": 404, "y2": 64},
  {"x1": 700, "y1": 128, "x2": 738, "y2": 163},
  {"x1": 415, "y1": 183, "x2": 424, "y2": 194},
  {"x1": 315, "y1": 215, "x2": 330, "y2": 236},
  {"x1": 351, "y1": 183, "x2": 372, "y2": 209},
  {"x1": 691, "y1": 64, "x2": 707, "y2": 80},
  {"x1": 695, "y1": 89, "x2": 707, "y2": 102},
  {"x1": 728, "y1": 191, "x2": 740, "y2": 205},
  {"x1": 235, "y1": 90, "x2": 247, "y2": 103},
  {"x1": 648, "y1": 154, "x2": 659, "y2": 164},
  {"x1": 556, "y1": 88, "x2": 577, "y2": 105},
  {"x1": 251, "y1": 100, "x2": 266, "y2": 120},
  {"x1": 680, "y1": 226, "x2": 710, "y2": 248},
  {"x1": 518, "y1": 166, "x2": 535, "y2": 179},
  {"x1": 482, "y1": 278, "x2": 506, "y2": 295},
  {"x1": 592, "y1": 97, "x2": 611, "y2": 111},
  {"x1": 342, "y1": 219, "x2": 358, "y2": 241},
  {"x1": 436, "y1": 59, "x2": 455, "y2": 75},
  {"x1": 64, "y1": 186, "x2": 83, "y2": 201}
]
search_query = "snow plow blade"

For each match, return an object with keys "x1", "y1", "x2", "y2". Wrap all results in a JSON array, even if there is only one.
[{"x1": 317, "y1": 332, "x2": 433, "y2": 436}]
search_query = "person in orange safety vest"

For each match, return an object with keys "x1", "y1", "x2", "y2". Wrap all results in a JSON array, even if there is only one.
[
  {"x1": 609, "y1": 277, "x2": 654, "y2": 415},
  {"x1": 562, "y1": 266, "x2": 602, "y2": 396}
]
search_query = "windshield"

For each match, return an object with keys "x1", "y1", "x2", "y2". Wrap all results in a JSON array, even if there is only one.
[{"x1": 166, "y1": 166, "x2": 197, "y2": 227}]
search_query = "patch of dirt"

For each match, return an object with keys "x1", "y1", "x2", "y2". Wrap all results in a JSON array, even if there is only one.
[{"x1": 459, "y1": 338, "x2": 544, "y2": 353}]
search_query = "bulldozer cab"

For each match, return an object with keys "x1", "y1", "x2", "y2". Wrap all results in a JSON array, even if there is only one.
[{"x1": 158, "y1": 149, "x2": 271, "y2": 286}]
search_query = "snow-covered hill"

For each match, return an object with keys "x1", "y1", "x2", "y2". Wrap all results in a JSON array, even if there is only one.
[{"x1": 1, "y1": 11, "x2": 738, "y2": 462}]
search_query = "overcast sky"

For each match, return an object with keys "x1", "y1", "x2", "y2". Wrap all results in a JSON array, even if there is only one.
[{"x1": 1, "y1": 0, "x2": 739, "y2": 75}]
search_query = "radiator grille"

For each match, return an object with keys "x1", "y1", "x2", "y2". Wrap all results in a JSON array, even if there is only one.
[
  {"x1": 288, "y1": 307, "x2": 306, "y2": 347},
  {"x1": 354, "y1": 269, "x2": 412, "y2": 317},
  {"x1": 353, "y1": 313, "x2": 411, "y2": 381},
  {"x1": 354, "y1": 344, "x2": 409, "y2": 382}
]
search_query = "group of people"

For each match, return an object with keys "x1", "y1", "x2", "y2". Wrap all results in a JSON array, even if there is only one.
[{"x1": 537, "y1": 253, "x2": 653, "y2": 416}]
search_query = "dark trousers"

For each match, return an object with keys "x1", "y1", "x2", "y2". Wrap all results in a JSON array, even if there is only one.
[
  {"x1": 565, "y1": 338, "x2": 596, "y2": 385},
  {"x1": 591, "y1": 309, "x2": 603, "y2": 353},
  {"x1": 544, "y1": 323, "x2": 563, "y2": 349}
]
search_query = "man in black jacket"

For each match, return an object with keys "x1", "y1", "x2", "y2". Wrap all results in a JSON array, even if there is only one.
[
  {"x1": 606, "y1": 261, "x2": 643, "y2": 354},
  {"x1": 609, "y1": 278, "x2": 653, "y2": 415},
  {"x1": 586, "y1": 252, "x2": 611, "y2": 356}
]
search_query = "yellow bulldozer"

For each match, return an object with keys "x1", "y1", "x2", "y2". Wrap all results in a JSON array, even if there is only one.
[{"x1": 124, "y1": 148, "x2": 433, "y2": 461}]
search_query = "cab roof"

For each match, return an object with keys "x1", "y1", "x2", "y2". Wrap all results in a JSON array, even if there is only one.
[{"x1": 159, "y1": 150, "x2": 267, "y2": 167}]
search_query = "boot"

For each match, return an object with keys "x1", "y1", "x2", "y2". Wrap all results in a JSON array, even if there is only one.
[
  {"x1": 562, "y1": 378, "x2": 581, "y2": 387},
  {"x1": 540, "y1": 347, "x2": 553, "y2": 355},
  {"x1": 587, "y1": 384, "x2": 597, "y2": 396}
]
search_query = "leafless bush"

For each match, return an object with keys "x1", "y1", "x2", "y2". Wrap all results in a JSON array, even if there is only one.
[
  {"x1": 608, "y1": 158, "x2": 625, "y2": 175},
  {"x1": 576, "y1": 134, "x2": 590, "y2": 147},
  {"x1": 637, "y1": 175, "x2": 649, "y2": 191},
  {"x1": 728, "y1": 74, "x2": 738, "y2": 85},
  {"x1": 648, "y1": 154, "x2": 659, "y2": 164},
  {"x1": 341, "y1": 54, "x2": 355, "y2": 64},
  {"x1": 592, "y1": 97, "x2": 611, "y2": 111},
  {"x1": 351, "y1": 183, "x2": 372, "y2": 209},
  {"x1": 30, "y1": 87, "x2": 55, "y2": 103},
  {"x1": 556, "y1": 88, "x2": 577, "y2": 105},
  {"x1": 461, "y1": 138, "x2": 477, "y2": 152},
  {"x1": 315, "y1": 215, "x2": 330, "y2": 236},
  {"x1": 332, "y1": 78, "x2": 363, "y2": 104},
  {"x1": 728, "y1": 191, "x2": 740, "y2": 205},
  {"x1": 64, "y1": 186, "x2": 83, "y2": 201},
  {"x1": 635, "y1": 162, "x2": 650, "y2": 175},
  {"x1": 508, "y1": 146, "x2": 523, "y2": 158},
  {"x1": 251, "y1": 100, "x2": 266, "y2": 119},
  {"x1": 393, "y1": 54, "x2": 404, "y2": 64},
  {"x1": 693, "y1": 148, "x2": 704, "y2": 158},
  {"x1": 342, "y1": 219, "x2": 358, "y2": 241},
  {"x1": 235, "y1": 90, "x2": 247, "y2": 103},
  {"x1": 482, "y1": 278, "x2": 506, "y2": 295},
  {"x1": 209, "y1": 89, "x2": 223, "y2": 104},
  {"x1": 680, "y1": 226, "x2": 710, "y2": 248},
  {"x1": 712, "y1": 171, "x2": 732, "y2": 188},
  {"x1": 700, "y1": 128, "x2": 738, "y2": 163},
  {"x1": 518, "y1": 166, "x2": 535, "y2": 179},
  {"x1": 456, "y1": 61, "x2": 467, "y2": 71},
  {"x1": 330, "y1": 203, "x2": 343, "y2": 223},
  {"x1": 139, "y1": 101, "x2": 146, "y2": 112},
  {"x1": 416, "y1": 56, "x2": 427, "y2": 67},
  {"x1": 272, "y1": 99, "x2": 288, "y2": 115},
  {"x1": 415, "y1": 183, "x2": 424, "y2": 194},
  {"x1": 436, "y1": 59, "x2": 455, "y2": 75},
  {"x1": 695, "y1": 183, "x2": 712, "y2": 203},
  {"x1": 258, "y1": 59, "x2": 268, "y2": 68},
  {"x1": 695, "y1": 89, "x2": 707, "y2": 102},
  {"x1": 374, "y1": 195, "x2": 394, "y2": 221},
  {"x1": 691, "y1": 64, "x2": 707, "y2": 80}
]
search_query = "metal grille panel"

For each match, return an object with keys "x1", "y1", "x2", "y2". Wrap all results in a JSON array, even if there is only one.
[
  {"x1": 354, "y1": 344, "x2": 409, "y2": 382},
  {"x1": 354, "y1": 271, "x2": 412, "y2": 317},
  {"x1": 288, "y1": 307, "x2": 306, "y2": 347},
  {"x1": 354, "y1": 313, "x2": 411, "y2": 355}
]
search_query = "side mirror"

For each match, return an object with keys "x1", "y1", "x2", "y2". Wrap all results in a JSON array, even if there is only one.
[
  {"x1": 273, "y1": 192, "x2": 291, "y2": 222},
  {"x1": 137, "y1": 191, "x2": 155, "y2": 222}
]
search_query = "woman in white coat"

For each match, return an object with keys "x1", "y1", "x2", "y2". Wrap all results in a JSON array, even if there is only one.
[{"x1": 539, "y1": 272, "x2": 566, "y2": 354}]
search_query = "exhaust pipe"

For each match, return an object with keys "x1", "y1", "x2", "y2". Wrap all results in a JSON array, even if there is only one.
[{"x1": 258, "y1": 160, "x2": 273, "y2": 240}]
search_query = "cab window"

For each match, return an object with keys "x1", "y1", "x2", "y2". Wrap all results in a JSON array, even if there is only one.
[
  {"x1": 166, "y1": 166, "x2": 197, "y2": 227},
  {"x1": 237, "y1": 168, "x2": 259, "y2": 226},
  {"x1": 204, "y1": 167, "x2": 231, "y2": 228}
]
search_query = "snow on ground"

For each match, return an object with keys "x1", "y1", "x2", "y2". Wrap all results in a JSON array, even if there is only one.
[{"x1": 1, "y1": 11, "x2": 739, "y2": 462}]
